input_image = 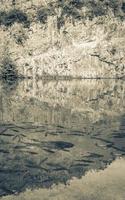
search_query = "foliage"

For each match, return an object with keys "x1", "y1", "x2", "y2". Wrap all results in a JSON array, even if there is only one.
[
  {"x1": 0, "y1": 9, "x2": 30, "y2": 27},
  {"x1": 12, "y1": 24, "x2": 28, "y2": 45},
  {"x1": 37, "y1": 6, "x2": 55, "y2": 24},
  {"x1": 36, "y1": 0, "x2": 125, "y2": 29}
]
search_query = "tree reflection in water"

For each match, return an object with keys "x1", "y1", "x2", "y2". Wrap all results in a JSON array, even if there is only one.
[{"x1": 0, "y1": 79, "x2": 124, "y2": 196}]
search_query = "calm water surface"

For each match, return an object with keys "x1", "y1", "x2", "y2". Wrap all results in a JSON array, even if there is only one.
[{"x1": 0, "y1": 79, "x2": 125, "y2": 196}]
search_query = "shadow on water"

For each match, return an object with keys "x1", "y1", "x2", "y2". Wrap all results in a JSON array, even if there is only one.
[{"x1": 0, "y1": 79, "x2": 125, "y2": 196}]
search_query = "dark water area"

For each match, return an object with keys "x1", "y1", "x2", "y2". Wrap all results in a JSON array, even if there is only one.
[{"x1": 0, "y1": 79, "x2": 125, "y2": 196}]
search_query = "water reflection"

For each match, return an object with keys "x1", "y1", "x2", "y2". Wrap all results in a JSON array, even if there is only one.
[
  {"x1": 0, "y1": 79, "x2": 124, "y2": 196},
  {"x1": 1, "y1": 158, "x2": 125, "y2": 200}
]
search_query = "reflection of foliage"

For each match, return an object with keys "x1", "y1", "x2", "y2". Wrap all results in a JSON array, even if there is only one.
[
  {"x1": 0, "y1": 9, "x2": 30, "y2": 27},
  {"x1": 0, "y1": 56, "x2": 18, "y2": 92},
  {"x1": 0, "y1": 57, "x2": 18, "y2": 81},
  {"x1": 1, "y1": 77, "x2": 18, "y2": 93}
]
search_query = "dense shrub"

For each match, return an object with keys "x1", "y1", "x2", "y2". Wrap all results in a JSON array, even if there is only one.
[
  {"x1": 122, "y1": 2, "x2": 125, "y2": 13},
  {"x1": 0, "y1": 9, "x2": 30, "y2": 27},
  {"x1": 57, "y1": 16, "x2": 65, "y2": 30},
  {"x1": 0, "y1": 11, "x2": 6, "y2": 25},
  {"x1": 37, "y1": 7, "x2": 55, "y2": 24},
  {"x1": 1, "y1": 1, "x2": 125, "y2": 29},
  {"x1": 57, "y1": 0, "x2": 125, "y2": 28}
]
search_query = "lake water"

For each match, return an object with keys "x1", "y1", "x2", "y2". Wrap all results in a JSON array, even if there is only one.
[{"x1": 0, "y1": 79, "x2": 125, "y2": 198}]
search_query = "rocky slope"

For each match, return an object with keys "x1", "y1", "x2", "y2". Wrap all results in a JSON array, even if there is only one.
[{"x1": 0, "y1": 0, "x2": 125, "y2": 78}]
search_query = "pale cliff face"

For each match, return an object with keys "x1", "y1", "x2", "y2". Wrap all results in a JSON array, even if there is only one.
[{"x1": 0, "y1": 0, "x2": 125, "y2": 78}]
